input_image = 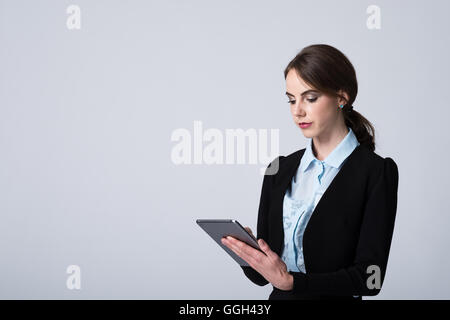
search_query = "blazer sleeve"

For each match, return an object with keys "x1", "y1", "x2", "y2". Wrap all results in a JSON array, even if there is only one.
[
  {"x1": 286, "y1": 157, "x2": 399, "y2": 296},
  {"x1": 240, "y1": 157, "x2": 281, "y2": 286}
]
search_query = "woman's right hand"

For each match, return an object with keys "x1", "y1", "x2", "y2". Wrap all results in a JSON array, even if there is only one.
[{"x1": 222, "y1": 227, "x2": 293, "y2": 291}]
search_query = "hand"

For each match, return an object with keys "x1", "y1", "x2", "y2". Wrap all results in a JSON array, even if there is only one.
[{"x1": 221, "y1": 227, "x2": 294, "y2": 291}]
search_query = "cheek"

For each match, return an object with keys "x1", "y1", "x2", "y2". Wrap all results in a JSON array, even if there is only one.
[
  {"x1": 310, "y1": 106, "x2": 336, "y2": 131},
  {"x1": 313, "y1": 102, "x2": 334, "y2": 121}
]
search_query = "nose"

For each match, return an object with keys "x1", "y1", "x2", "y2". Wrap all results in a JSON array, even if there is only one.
[{"x1": 292, "y1": 100, "x2": 305, "y2": 117}]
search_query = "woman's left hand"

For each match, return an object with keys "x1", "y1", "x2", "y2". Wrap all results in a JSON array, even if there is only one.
[{"x1": 221, "y1": 233, "x2": 293, "y2": 291}]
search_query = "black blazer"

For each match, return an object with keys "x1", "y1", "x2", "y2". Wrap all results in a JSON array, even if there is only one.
[{"x1": 240, "y1": 144, "x2": 399, "y2": 300}]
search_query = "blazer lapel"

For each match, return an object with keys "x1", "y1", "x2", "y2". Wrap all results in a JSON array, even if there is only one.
[
  {"x1": 270, "y1": 149, "x2": 304, "y2": 255},
  {"x1": 270, "y1": 145, "x2": 363, "y2": 256}
]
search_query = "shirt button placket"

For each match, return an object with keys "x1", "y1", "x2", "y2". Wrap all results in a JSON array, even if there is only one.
[{"x1": 316, "y1": 160, "x2": 325, "y2": 185}]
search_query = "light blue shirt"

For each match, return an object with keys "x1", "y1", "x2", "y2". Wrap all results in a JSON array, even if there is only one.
[{"x1": 281, "y1": 127, "x2": 360, "y2": 274}]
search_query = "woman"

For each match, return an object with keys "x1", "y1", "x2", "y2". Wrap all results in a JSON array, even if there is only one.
[{"x1": 221, "y1": 44, "x2": 399, "y2": 300}]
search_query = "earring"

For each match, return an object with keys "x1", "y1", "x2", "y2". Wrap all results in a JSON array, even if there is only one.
[{"x1": 339, "y1": 104, "x2": 344, "y2": 109}]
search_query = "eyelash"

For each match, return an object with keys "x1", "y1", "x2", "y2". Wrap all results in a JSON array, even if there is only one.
[{"x1": 287, "y1": 97, "x2": 318, "y2": 104}]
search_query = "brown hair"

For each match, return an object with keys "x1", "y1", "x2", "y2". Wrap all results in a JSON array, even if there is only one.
[{"x1": 284, "y1": 44, "x2": 376, "y2": 152}]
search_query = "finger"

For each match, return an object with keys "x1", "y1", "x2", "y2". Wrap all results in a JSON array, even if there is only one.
[
  {"x1": 258, "y1": 238, "x2": 279, "y2": 260},
  {"x1": 244, "y1": 227, "x2": 254, "y2": 235},
  {"x1": 221, "y1": 237, "x2": 229, "y2": 246},
  {"x1": 227, "y1": 236, "x2": 260, "y2": 257},
  {"x1": 221, "y1": 236, "x2": 238, "y2": 251},
  {"x1": 226, "y1": 236, "x2": 264, "y2": 266},
  {"x1": 222, "y1": 237, "x2": 247, "y2": 260},
  {"x1": 237, "y1": 237, "x2": 267, "y2": 260}
]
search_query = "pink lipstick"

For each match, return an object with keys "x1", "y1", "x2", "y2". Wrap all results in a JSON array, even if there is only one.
[{"x1": 299, "y1": 122, "x2": 312, "y2": 129}]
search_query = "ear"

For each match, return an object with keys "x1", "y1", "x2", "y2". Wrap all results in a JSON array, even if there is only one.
[{"x1": 337, "y1": 89, "x2": 350, "y2": 106}]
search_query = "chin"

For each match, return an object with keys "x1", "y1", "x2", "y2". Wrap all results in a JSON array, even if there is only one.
[{"x1": 298, "y1": 126, "x2": 315, "y2": 138}]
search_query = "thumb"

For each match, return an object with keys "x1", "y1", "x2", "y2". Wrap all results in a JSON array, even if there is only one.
[
  {"x1": 258, "y1": 238, "x2": 277, "y2": 259},
  {"x1": 258, "y1": 238, "x2": 270, "y2": 252}
]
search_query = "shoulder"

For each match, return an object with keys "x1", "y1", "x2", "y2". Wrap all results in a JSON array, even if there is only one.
[
  {"x1": 357, "y1": 146, "x2": 399, "y2": 191},
  {"x1": 358, "y1": 146, "x2": 398, "y2": 175},
  {"x1": 265, "y1": 145, "x2": 398, "y2": 185}
]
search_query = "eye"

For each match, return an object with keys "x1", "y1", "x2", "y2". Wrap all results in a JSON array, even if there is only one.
[{"x1": 287, "y1": 97, "x2": 318, "y2": 104}]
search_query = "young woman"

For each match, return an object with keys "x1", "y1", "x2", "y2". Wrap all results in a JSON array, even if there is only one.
[{"x1": 221, "y1": 44, "x2": 399, "y2": 300}]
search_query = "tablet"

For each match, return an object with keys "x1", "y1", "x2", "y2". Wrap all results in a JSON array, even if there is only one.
[{"x1": 196, "y1": 219, "x2": 263, "y2": 267}]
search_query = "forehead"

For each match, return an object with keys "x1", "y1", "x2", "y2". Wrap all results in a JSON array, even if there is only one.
[{"x1": 286, "y1": 69, "x2": 313, "y2": 94}]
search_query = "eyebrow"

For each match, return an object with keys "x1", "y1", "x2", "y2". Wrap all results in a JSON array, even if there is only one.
[{"x1": 286, "y1": 90, "x2": 319, "y2": 97}]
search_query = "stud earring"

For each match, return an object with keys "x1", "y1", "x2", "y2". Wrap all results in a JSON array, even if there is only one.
[{"x1": 339, "y1": 104, "x2": 344, "y2": 109}]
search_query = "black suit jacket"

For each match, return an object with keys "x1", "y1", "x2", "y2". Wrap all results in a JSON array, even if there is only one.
[{"x1": 241, "y1": 144, "x2": 399, "y2": 300}]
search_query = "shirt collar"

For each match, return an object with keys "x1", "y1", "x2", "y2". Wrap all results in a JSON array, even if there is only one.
[{"x1": 299, "y1": 126, "x2": 360, "y2": 173}]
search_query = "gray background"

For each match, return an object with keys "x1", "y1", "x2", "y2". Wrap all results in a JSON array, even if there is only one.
[{"x1": 1, "y1": 0, "x2": 449, "y2": 299}]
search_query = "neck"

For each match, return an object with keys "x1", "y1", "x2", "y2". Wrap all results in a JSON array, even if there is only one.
[{"x1": 312, "y1": 124, "x2": 349, "y2": 161}]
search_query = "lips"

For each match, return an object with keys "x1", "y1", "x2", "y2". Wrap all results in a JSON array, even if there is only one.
[{"x1": 299, "y1": 122, "x2": 312, "y2": 129}]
